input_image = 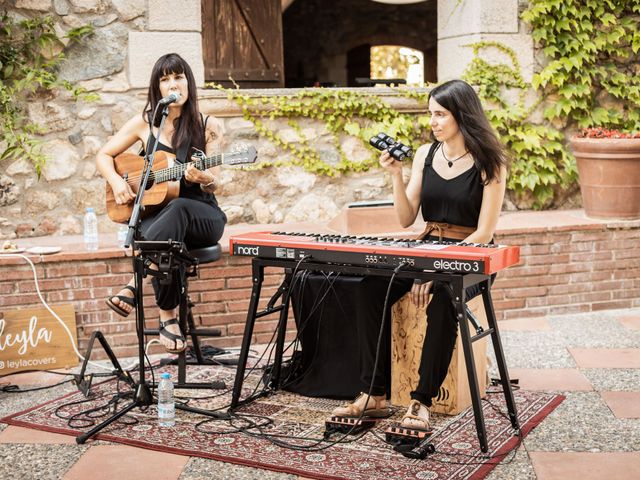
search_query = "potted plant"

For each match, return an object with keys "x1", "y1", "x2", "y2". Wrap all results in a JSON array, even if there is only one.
[{"x1": 570, "y1": 128, "x2": 640, "y2": 220}]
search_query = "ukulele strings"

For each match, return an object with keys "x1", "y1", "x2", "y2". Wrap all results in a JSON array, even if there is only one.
[{"x1": 122, "y1": 155, "x2": 223, "y2": 186}]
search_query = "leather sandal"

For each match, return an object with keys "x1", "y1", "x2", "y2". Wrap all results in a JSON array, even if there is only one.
[
  {"x1": 331, "y1": 392, "x2": 390, "y2": 418},
  {"x1": 159, "y1": 318, "x2": 186, "y2": 353},
  {"x1": 105, "y1": 285, "x2": 136, "y2": 317},
  {"x1": 400, "y1": 399, "x2": 431, "y2": 431}
]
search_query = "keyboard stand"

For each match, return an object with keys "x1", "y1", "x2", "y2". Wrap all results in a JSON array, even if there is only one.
[{"x1": 229, "y1": 257, "x2": 520, "y2": 453}]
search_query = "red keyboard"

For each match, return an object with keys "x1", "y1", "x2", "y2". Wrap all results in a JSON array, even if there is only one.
[{"x1": 229, "y1": 231, "x2": 520, "y2": 275}]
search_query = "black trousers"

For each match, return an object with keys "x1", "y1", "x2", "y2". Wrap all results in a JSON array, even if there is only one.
[
  {"x1": 140, "y1": 197, "x2": 226, "y2": 310},
  {"x1": 288, "y1": 272, "x2": 489, "y2": 406},
  {"x1": 410, "y1": 280, "x2": 484, "y2": 406},
  {"x1": 287, "y1": 273, "x2": 412, "y2": 399},
  {"x1": 350, "y1": 277, "x2": 486, "y2": 405}
]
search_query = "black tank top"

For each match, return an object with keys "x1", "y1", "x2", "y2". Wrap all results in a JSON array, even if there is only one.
[
  {"x1": 146, "y1": 117, "x2": 220, "y2": 207},
  {"x1": 420, "y1": 142, "x2": 484, "y2": 228}
]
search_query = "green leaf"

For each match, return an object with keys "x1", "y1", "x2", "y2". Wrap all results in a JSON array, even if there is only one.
[
  {"x1": 344, "y1": 122, "x2": 360, "y2": 136},
  {"x1": 590, "y1": 107, "x2": 611, "y2": 125}
]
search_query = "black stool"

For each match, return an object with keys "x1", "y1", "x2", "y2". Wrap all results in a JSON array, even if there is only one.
[{"x1": 139, "y1": 240, "x2": 224, "y2": 389}]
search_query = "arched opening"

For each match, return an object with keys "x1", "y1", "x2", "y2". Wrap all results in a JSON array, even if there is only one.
[
  {"x1": 283, "y1": 0, "x2": 437, "y2": 87},
  {"x1": 371, "y1": 45, "x2": 425, "y2": 85}
]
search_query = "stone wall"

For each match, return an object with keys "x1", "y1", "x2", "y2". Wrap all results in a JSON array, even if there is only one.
[
  {"x1": 0, "y1": 82, "x2": 429, "y2": 240},
  {"x1": 0, "y1": 2, "x2": 441, "y2": 240},
  {"x1": 437, "y1": 0, "x2": 535, "y2": 82},
  {"x1": 1, "y1": 0, "x2": 147, "y2": 238},
  {"x1": 1, "y1": 0, "x2": 544, "y2": 241}
]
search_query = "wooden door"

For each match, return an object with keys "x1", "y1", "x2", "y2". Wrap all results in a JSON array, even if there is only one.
[{"x1": 202, "y1": 0, "x2": 284, "y2": 88}]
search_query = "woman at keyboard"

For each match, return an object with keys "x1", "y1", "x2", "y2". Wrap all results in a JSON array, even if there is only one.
[{"x1": 332, "y1": 79, "x2": 508, "y2": 432}]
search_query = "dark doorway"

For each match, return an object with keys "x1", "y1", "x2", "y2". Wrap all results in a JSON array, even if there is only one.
[
  {"x1": 347, "y1": 44, "x2": 372, "y2": 87},
  {"x1": 283, "y1": 0, "x2": 437, "y2": 88}
]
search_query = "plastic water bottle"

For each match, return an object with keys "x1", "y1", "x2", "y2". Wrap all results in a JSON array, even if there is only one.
[
  {"x1": 83, "y1": 207, "x2": 99, "y2": 251},
  {"x1": 117, "y1": 224, "x2": 128, "y2": 246},
  {"x1": 157, "y1": 373, "x2": 175, "y2": 427}
]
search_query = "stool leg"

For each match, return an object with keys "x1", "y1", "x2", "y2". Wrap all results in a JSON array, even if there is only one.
[
  {"x1": 186, "y1": 296, "x2": 206, "y2": 364},
  {"x1": 177, "y1": 266, "x2": 189, "y2": 386}
]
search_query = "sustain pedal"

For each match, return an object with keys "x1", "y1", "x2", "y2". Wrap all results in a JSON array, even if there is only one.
[
  {"x1": 385, "y1": 424, "x2": 434, "y2": 457},
  {"x1": 397, "y1": 436, "x2": 436, "y2": 459},
  {"x1": 323, "y1": 416, "x2": 377, "y2": 439}
]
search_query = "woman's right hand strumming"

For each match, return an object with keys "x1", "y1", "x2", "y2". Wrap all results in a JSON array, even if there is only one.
[{"x1": 110, "y1": 176, "x2": 136, "y2": 205}]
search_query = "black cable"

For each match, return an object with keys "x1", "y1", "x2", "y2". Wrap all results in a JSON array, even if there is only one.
[
  {"x1": 403, "y1": 388, "x2": 523, "y2": 465},
  {"x1": 232, "y1": 255, "x2": 315, "y2": 407},
  {"x1": 234, "y1": 263, "x2": 411, "y2": 453},
  {"x1": 277, "y1": 270, "x2": 345, "y2": 389},
  {"x1": 54, "y1": 378, "x2": 140, "y2": 430},
  {"x1": 0, "y1": 368, "x2": 118, "y2": 393},
  {"x1": 0, "y1": 369, "x2": 76, "y2": 379},
  {"x1": 1, "y1": 378, "x2": 74, "y2": 393}
]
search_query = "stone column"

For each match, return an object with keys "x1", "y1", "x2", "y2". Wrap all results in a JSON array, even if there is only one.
[
  {"x1": 437, "y1": 0, "x2": 534, "y2": 82},
  {"x1": 128, "y1": 0, "x2": 205, "y2": 88}
]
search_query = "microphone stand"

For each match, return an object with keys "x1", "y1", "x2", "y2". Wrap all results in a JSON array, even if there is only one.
[{"x1": 76, "y1": 104, "x2": 171, "y2": 444}]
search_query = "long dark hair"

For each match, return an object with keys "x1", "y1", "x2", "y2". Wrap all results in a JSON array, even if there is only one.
[
  {"x1": 429, "y1": 79, "x2": 506, "y2": 184},
  {"x1": 143, "y1": 53, "x2": 204, "y2": 160}
]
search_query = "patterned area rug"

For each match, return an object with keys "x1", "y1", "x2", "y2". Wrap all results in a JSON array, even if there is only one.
[{"x1": 1, "y1": 365, "x2": 563, "y2": 480}]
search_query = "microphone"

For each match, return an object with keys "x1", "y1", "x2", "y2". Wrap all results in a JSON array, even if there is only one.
[{"x1": 158, "y1": 92, "x2": 181, "y2": 106}]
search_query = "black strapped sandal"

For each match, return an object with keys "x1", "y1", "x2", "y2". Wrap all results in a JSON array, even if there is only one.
[
  {"x1": 159, "y1": 318, "x2": 187, "y2": 353},
  {"x1": 105, "y1": 285, "x2": 137, "y2": 317}
]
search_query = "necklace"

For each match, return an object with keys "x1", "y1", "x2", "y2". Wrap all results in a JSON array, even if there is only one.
[{"x1": 441, "y1": 145, "x2": 469, "y2": 167}]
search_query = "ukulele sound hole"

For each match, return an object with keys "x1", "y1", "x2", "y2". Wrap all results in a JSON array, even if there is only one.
[{"x1": 145, "y1": 174, "x2": 156, "y2": 189}]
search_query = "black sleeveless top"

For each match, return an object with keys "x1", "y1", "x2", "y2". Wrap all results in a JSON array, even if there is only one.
[
  {"x1": 420, "y1": 142, "x2": 484, "y2": 228},
  {"x1": 146, "y1": 116, "x2": 220, "y2": 208}
]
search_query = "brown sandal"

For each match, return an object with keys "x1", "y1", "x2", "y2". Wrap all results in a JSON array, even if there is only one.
[
  {"x1": 331, "y1": 392, "x2": 390, "y2": 418},
  {"x1": 400, "y1": 399, "x2": 431, "y2": 431}
]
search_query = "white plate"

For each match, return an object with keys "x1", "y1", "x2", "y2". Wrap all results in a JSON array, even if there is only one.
[
  {"x1": 25, "y1": 246, "x2": 62, "y2": 255},
  {"x1": 0, "y1": 248, "x2": 25, "y2": 254}
]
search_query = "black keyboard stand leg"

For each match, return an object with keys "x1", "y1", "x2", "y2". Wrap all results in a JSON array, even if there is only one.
[
  {"x1": 230, "y1": 259, "x2": 264, "y2": 410},
  {"x1": 465, "y1": 305, "x2": 484, "y2": 335},
  {"x1": 268, "y1": 272, "x2": 294, "y2": 390},
  {"x1": 453, "y1": 278, "x2": 489, "y2": 453},
  {"x1": 482, "y1": 283, "x2": 520, "y2": 431}
]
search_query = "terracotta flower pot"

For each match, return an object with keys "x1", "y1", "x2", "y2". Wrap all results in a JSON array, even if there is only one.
[{"x1": 570, "y1": 136, "x2": 640, "y2": 220}]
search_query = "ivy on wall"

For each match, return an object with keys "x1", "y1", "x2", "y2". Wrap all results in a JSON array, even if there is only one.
[
  {"x1": 462, "y1": 41, "x2": 576, "y2": 208},
  {"x1": 462, "y1": 0, "x2": 639, "y2": 208},
  {"x1": 210, "y1": 84, "x2": 431, "y2": 176},
  {"x1": 0, "y1": 13, "x2": 96, "y2": 175},
  {"x1": 522, "y1": 0, "x2": 640, "y2": 131}
]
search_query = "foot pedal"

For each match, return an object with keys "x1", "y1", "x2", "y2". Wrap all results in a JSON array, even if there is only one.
[
  {"x1": 398, "y1": 436, "x2": 436, "y2": 459},
  {"x1": 384, "y1": 424, "x2": 433, "y2": 454},
  {"x1": 323, "y1": 416, "x2": 376, "y2": 439}
]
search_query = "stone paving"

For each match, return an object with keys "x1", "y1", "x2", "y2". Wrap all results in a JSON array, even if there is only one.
[{"x1": 1, "y1": 308, "x2": 639, "y2": 480}]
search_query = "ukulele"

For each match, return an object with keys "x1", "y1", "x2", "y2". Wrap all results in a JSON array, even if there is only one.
[{"x1": 105, "y1": 146, "x2": 257, "y2": 224}]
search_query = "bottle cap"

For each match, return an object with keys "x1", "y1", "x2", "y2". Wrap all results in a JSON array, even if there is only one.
[
  {"x1": 87, "y1": 207, "x2": 94, "y2": 213},
  {"x1": 161, "y1": 373, "x2": 170, "y2": 379}
]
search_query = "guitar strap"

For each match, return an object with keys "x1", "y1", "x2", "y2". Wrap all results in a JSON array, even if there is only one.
[
  {"x1": 175, "y1": 140, "x2": 189, "y2": 165},
  {"x1": 141, "y1": 111, "x2": 210, "y2": 164},
  {"x1": 175, "y1": 113, "x2": 209, "y2": 164}
]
